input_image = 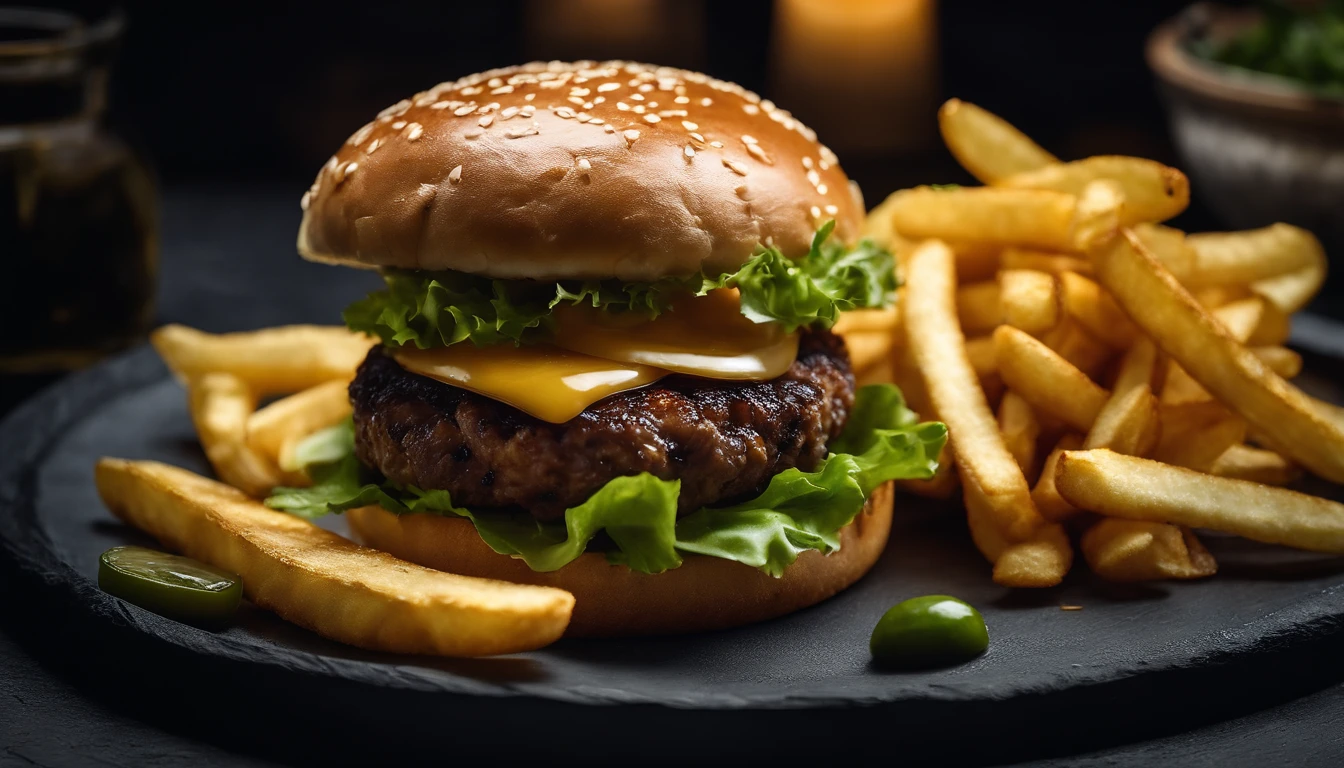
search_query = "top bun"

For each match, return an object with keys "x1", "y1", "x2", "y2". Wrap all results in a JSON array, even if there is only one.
[{"x1": 298, "y1": 61, "x2": 864, "y2": 281}]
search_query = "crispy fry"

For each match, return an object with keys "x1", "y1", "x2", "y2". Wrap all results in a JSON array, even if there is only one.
[
  {"x1": 1090, "y1": 229, "x2": 1344, "y2": 483},
  {"x1": 247, "y1": 379, "x2": 353, "y2": 471},
  {"x1": 964, "y1": 336, "x2": 999, "y2": 381},
  {"x1": 903, "y1": 239, "x2": 1068, "y2": 585},
  {"x1": 1032, "y1": 434, "x2": 1084, "y2": 522},
  {"x1": 1210, "y1": 444, "x2": 1302, "y2": 486},
  {"x1": 956, "y1": 281, "x2": 1003, "y2": 335},
  {"x1": 95, "y1": 459, "x2": 575, "y2": 656},
  {"x1": 1250, "y1": 346, "x2": 1303, "y2": 379},
  {"x1": 1186, "y1": 223, "x2": 1325, "y2": 286},
  {"x1": 153, "y1": 324, "x2": 374, "y2": 396},
  {"x1": 1131, "y1": 223, "x2": 1197, "y2": 283},
  {"x1": 1112, "y1": 338, "x2": 1159, "y2": 394},
  {"x1": 1160, "y1": 362, "x2": 1209, "y2": 405},
  {"x1": 999, "y1": 156, "x2": 1190, "y2": 225},
  {"x1": 1086, "y1": 384, "x2": 1161, "y2": 458},
  {"x1": 1192, "y1": 284, "x2": 1253, "y2": 309},
  {"x1": 1040, "y1": 320, "x2": 1114, "y2": 381},
  {"x1": 938, "y1": 98, "x2": 1057, "y2": 183},
  {"x1": 888, "y1": 186, "x2": 1078, "y2": 251},
  {"x1": 1056, "y1": 450, "x2": 1344, "y2": 553},
  {"x1": 188, "y1": 373, "x2": 282, "y2": 497},
  {"x1": 1001, "y1": 248, "x2": 1092, "y2": 276},
  {"x1": 950, "y1": 241, "x2": 1004, "y2": 283},
  {"x1": 831, "y1": 305, "x2": 901, "y2": 335},
  {"x1": 994, "y1": 325, "x2": 1109, "y2": 432},
  {"x1": 1153, "y1": 402, "x2": 1247, "y2": 472},
  {"x1": 1082, "y1": 519, "x2": 1216, "y2": 582},
  {"x1": 1059, "y1": 271, "x2": 1137, "y2": 349},
  {"x1": 896, "y1": 445, "x2": 960, "y2": 500},
  {"x1": 1211, "y1": 297, "x2": 1291, "y2": 346},
  {"x1": 1253, "y1": 260, "x2": 1327, "y2": 315},
  {"x1": 998, "y1": 391, "x2": 1041, "y2": 476},
  {"x1": 999, "y1": 269, "x2": 1060, "y2": 336},
  {"x1": 841, "y1": 331, "x2": 894, "y2": 374}
]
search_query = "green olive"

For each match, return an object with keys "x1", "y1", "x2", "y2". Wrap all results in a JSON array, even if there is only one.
[
  {"x1": 869, "y1": 595, "x2": 988, "y2": 668},
  {"x1": 99, "y1": 546, "x2": 242, "y2": 628}
]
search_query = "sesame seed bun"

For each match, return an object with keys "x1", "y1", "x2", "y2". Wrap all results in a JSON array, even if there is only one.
[
  {"x1": 345, "y1": 481, "x2": 893, "y2": 637},
  {"x1": 298, "y1": 61, "x2": 864, "y2": 281}
]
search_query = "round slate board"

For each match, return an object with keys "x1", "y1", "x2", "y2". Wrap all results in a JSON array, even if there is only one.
[{"x1": 4, "y1": 333, "x2": 1344, "y2": 765}]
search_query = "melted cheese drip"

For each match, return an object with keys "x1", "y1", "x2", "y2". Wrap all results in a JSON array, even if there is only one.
[
  {"x1": 552, "y1": 289, "x2": 800, "y2": 380},
  {"x1": 395, "y1": 344, "x2": 668, "y2": 424}
]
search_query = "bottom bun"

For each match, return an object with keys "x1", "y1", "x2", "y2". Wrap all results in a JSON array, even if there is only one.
[{"x1": 347, "y1": 481, "x2": 894, "y2": 637}]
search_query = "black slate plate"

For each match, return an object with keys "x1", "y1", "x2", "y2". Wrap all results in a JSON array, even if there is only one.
[{"x1": 4, "y1": 326, "x2": 1344, "y2": 766}]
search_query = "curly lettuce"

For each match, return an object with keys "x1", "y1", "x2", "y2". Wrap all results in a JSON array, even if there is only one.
[
  {"x1": 343, "y1": 221, "x2": 897, "y2": 349},
  {"x1": 266, "y1": 385, "x2": 945, "y2": 577}
]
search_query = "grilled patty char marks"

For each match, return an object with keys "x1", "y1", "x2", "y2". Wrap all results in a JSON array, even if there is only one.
[{"x1": 350, "y1": 331, "x2": 855, "y2": 521}]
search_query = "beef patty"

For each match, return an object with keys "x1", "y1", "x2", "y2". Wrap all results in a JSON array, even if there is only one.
[{"x1": 350, "y1": 331, "x2": 855, "y2": 521}]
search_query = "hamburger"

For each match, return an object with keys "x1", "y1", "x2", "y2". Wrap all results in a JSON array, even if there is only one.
[{"x1": 269, "y1": 61, "x2": 946, "y2": 636}]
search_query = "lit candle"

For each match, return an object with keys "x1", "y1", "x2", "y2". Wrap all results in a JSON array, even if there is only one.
[{"x1": 771, "y1": 0, "x2": 938, "y2": 154}]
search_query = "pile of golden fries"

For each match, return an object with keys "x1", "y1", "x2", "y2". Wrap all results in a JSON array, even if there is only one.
[
  {"x1": 860, "y1": 99, "x2": 1341, "y2": 587},
  {"x1": 93, "y1": 324, "x2": 576, "y2": 656}
]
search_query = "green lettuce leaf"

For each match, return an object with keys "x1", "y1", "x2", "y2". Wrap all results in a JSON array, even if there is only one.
[
  {"x1": 266, "y1": 385, "x2": 946, "y2": 576},
  {"x1": 343, "y1": 222, "x2": 896, "y2": 348}
]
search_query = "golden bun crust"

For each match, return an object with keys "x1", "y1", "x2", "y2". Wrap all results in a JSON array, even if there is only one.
[
  {"x1": 346, "y1": 482, "x2": 893, "y2": 637},
  {"x1": 298, "y1": 61, "x2": 864, "y2": 281}
]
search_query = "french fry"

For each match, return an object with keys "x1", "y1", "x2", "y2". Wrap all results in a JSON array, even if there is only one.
[
  {"x1": 95, "y1": 459, "x2": 574, "y2": 656},
  {"x1": 1032, "y1": 434, "x2": 1084, "y2": 522},
  {"x1": 1131, "y1": 223, "x2": 1197, "y2": 283},
  {"x1": 1253, "y1": 260, "x2": 1327, "y2": 315},
  {"x1": 999, "y1": 269, "x2": 1060, "y2": 336},
  {"x1": 1040, "y1": 320, "x2": 1114, "y2": 381},
  {"x1": 1001, "y1": 248, "x2": 1092, "y2": 276},
  {"x1": 247, "y1": 379, "x2": 353, "y2": 471},
  {"x1": 1153, "y1": 402, "x2": 1247, "y2": 473},
  {"x1": 965, "y1": 336, "x2": 999, "y2": 381},
  {"x1": 862, "y1": 191, "x2": 904, "y2": 250},
  {"x1": 1086, "y1": 384, "x2": 1161, "y2": 458},
  {"x1": 1082, "y1": 519, "x2": 1216, "y2": 582},
  {"x1": 1056, "y1": 450, "x2": 1344, "y2": 553},
  {"x1": 957, "y1": 281, "x2": 1003, "y2": 335},
  {"x1": 1192, "y1": 284, "x2": 1252, "y2": 309},
  {"x1": 897, "y1": 445, "x2": 960, "y2": 499},
  {"x1": 1210, "y1": 444, "x2": 1302, "y2": 486},
  {"x1": 903, "y1": 239, "x2": 1069, "y2": 586},
  {"x1": 938, "y1": 98, "x2": 1057, "y2": 183},
  {"x1": 1160, "y1": 362, "x2": 1209, "y2": 405},
  {"x1": 153, "y1": 324, "x2": 375, "y2": 396},
  {"x1": 888, "y1": 186, "x2": 1078, "y2": 251},
  {"x1": 994, "y1": 325, "x2": 1109, "y2": 432},
  {"x1": 832, "y1": 305, "x2": 901, "y2": 335},
  {"x1": 950, "y1": 241, "x2": 1004, "y2": 283},
  {"x1": 999, "y1": 156, "x2": 1190, "y2": 225},
  {"x1": 1058, "y1": 271, "x2": 1137, "y2": 349},
  {"x1": 189, "y1": 373, "x2": 282, "y2": 497},
  {"x1": 842, "y1": 331, "x2": 894, "y2": 374},
  {"x1": 1186, "y1": 223, "x2": 1326, "y2": 286},
  {"x1": 1211, "y1": 297, "x2": 1291, "y2": 347},
  {"x1": 998, "y1": 391, "x2": 1041, "y2": 476},
  {"x1": 1250, "y1": 346, "x2": 1303, "y2": 379},
  {"x1": 1112, "y1": 338, "x2": 1159, "y2": 394},
  {"x1": 1090, "y1": 229, "x2": 1344, "y2": 483}
]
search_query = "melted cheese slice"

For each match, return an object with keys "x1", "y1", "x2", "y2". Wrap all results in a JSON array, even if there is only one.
[
  {"x1": 395, "y1": 344, "x2": 668, "y2": 423},
  {"x1": 552, "y1": 289, "x2": 800, "y2": 380}
]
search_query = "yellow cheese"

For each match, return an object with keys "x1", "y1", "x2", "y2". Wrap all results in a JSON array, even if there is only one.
[
  {"x1": 395, "y1": 344, "x2": 668, "y2": 424},
  {"x1": 552, "y1": 289, "x2": 799, "y2": 380}
]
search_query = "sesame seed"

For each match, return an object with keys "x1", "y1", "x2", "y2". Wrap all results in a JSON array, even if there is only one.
[
  {"x1": 709, "y1": 140, "x2": 724, "y2": 148},
  {"x1": 684, "y1": 145, "x2": 695, "y2": 158},
  {"x1": 630, "y1": 93, "x2": 645, "y2": 101},
  {"x1": 741, "y1": 135, "x2": 757, "y2": 144},
  {"x1": 820, "y1": 145, "x2": 839, "y2": 166},
  {"x1": 348, "y1": 123, "x2": 374, "y2": 146},
  {"x1": 810, "y1": 205, "x2": 821, "y2": 219},
  {"x1": 806, "y1": 169, "x2": 821, "y2": 186},
  {"x1": 633, "y1": 105, "x2": 646, "y2": 114},
  {"x1": 405, "y1": 123, "x2": 423, "y2": 141},
  {"x1": 501, "y1": 106, "x2": 520, "y2": 119},
  {"x1": 701, "y1": 97, "x2": 713, "y2": 106},
  {"x1": 819, "y1": 160, "x2": 831, "y2": 170},
  {"x1": 491, "y1": 85, "x2": 513, "y2": 94},
  {"x1": 378, "y1": 99, "x2": 412, "y2": 118},
  {"x1": 689, "y1": 131, "x2": 706, "y2": 143},
  {"x1": 597, "y1": 82, "x2": 620, "y2": 92},
  {"x1": 478, "y1": 115, "x2": 495, "y2": 128},
  {"x1": 430, "y1": 101, "x2": 451, "y2": 110},
  {"x1": 454, "y1": 104, "x2": 476, "y2": 116},
  {"x1": 817, "y1": 184, "x2": 829, "y2": 195},
  {"x1": 643, "y1": 114, "x2": 661, "y2": 124},
  {"x1": 723, "y1": 158, "x2": 747, "y2": 176},
  {"x1": 300, "y1": 190, "x2": 312, "y2": 210},
  {"x1": 802, "y1": 157, "x2": 815, "y2": 170},
  {"x1": 336, "y1": 161, "x2": 357, "y2": 183},
  {"x1": 487, "y1": 77, "x2": 504, "y2": 88},
  {"x1": 647, "y1": 102, "x2": 658, "y2": 109},
  {"x1": 367, "y1": 138, "x2": 382, "y2": 154},
  {"x1": 577, "y1": 157, "x2": 592, "y2": 171},
  {"x1": 567, "y1": 96, "x2": 585, "y2": 106},
  {"x1": 604, "y1": 124, "x2": 616, "y2": 133},
  {"x1": 593, "y1": 96, "x2": 606, "y2": 104},
  {"x1": 391, "y1": 120, "x2": 407, "y2": 130},
  {"x1": 448, "y1": 165, "x2": 462, "y2": 183},
  {"x1": 555, "y1": 107, "x2": 576, "y2": 119},
  {"x1": 524, "y1": 93, "x2": 536, "y2": 102},
  {"x1": 638, "y1": 83, "x2": 654, "y2": 92},
  {"x1": 623, "y1": 128, "x2": 641, "y2": 145},
  {"x1": 746, "y1": 143, "x2": 771, "y2": 164},
  {"x1": 570, "y1": 87, "x2": 590, "y2": 97},
  {"x1": 743, "y1": 104, "x2": 760, "y2": 115},
  {"x1": 617, "y1": 102, "x2": 631, "y2": 111},
  {"x1": 506, "y1": 126, "x2": 540, "y2": 139},
  {"x1": 464, "y1": 129, "x2": 483, "y2": 140},
  {"x1": 824, "y1": 204, "x2": 838, "y2": 215},
  {"x1": 674, "y1": 96, "x2": 690, "y2": 104},
  {"x1": 760, "y1": 99, "x2": 775, "y2": 112},
  {"x1": 460, "y1": 86, "x2": 482, "y2": 96}
]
